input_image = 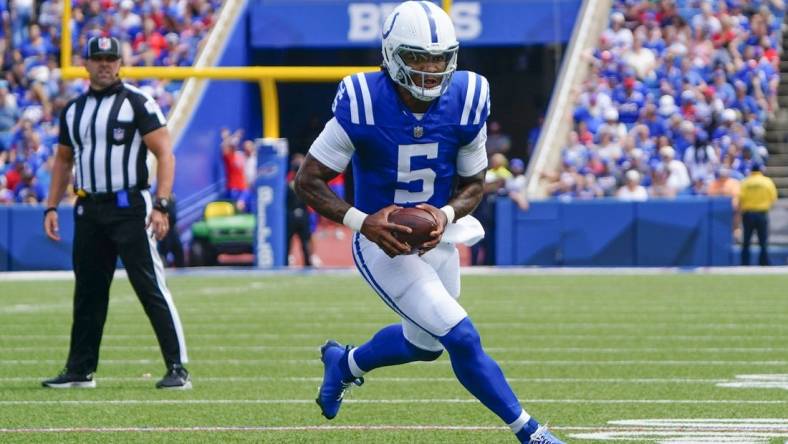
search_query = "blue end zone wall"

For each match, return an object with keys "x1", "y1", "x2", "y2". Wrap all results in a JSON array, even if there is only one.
[
  {"x1": 7, "y1": 198, "x2": 788, "y2": 270},
  {"x1": 0, "y1": 207, "x2": 9, "y2": 270},
  {"x1": 496, "y1": 198, "x2": 734, "y2": 267},
  {"x1": 3, "y1": 207, "x2": 74, "y2": 271}
]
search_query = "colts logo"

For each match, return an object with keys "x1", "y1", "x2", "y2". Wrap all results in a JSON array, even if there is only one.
[
  {"x1": 113, "y1": 128, "x2": 125, "y2": 142},
  {"x1": 98, "y1": 37, "x2": 112, "y2": 50}
]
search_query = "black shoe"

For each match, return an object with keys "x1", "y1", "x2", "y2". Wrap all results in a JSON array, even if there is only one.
[
  {"x1": 42, "y1": 369, "x2": 96, "y2": 388},
  {"x1": 156, "y1": 364, "x2": 192, "y2": 389}
]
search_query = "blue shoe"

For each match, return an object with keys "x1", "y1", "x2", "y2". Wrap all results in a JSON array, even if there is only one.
[
  {"x1": 525, "y1": 425, "x2": 565, "y2": 444},
  {"x1": 315, "y1": 340, "x2": 363, "y2": 420}
]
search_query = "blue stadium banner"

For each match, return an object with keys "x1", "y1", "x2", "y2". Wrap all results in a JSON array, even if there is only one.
[
  {"x1": 250, "y1": 0, "x2": 582, "y2": 48},
  {"x1": 254, "y1": 138, "x2": 288, "y2": 268}
]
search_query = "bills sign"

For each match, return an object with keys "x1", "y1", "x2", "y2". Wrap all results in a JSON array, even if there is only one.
[
  {"x1": 250, "y1": 0, "x2": 581, "y2": 48},
  {"x1": 254, "y1": 138, "x2": 288, "y2": 268}
]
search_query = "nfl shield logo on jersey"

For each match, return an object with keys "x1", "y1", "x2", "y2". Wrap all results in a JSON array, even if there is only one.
[
  {"x1": 113, "y1": 128, "x2": 125, "y2": 142},
  {"x1": 413, "y1": 126, "x2": 423, "y2": 138}
]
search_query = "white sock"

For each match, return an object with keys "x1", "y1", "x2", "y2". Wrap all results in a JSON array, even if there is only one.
[
  {"x1": 347, "y1": 348, "x2": 366, "y2": 378},
  {"x1": 509, "y1": 410, "x2": 531, "y2": 433}
]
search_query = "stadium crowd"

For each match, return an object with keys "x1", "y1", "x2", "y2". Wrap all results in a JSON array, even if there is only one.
[
  {"x1": 545, "y1": 0, "x2": 784, "y2": 201},
  {"x1": 0, "y1": 0, "x2": 222, "y2": 204}
]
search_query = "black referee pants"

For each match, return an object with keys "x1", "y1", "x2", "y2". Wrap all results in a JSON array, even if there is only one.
[
  {"x1": 741, "y1": 211, "x2": 769, "y2": 266},
  {"x1": 66, "y1": 190, "x2": 187, "y2": 374}
]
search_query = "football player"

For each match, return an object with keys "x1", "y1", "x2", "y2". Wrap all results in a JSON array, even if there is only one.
[{"x1": 295, "y1": 2, "x2": 564, "y2": 443}]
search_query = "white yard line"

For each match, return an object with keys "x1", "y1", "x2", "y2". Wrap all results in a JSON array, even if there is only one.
[
  {"x1": 3, "y1": 266, "x2": 788, "y2": 282},
  {"x1": 3, "y1": 345, "x2": 785, "y2": 353},
  {"x1": 0, "y1": 425, "x2": 667, "y2": 433},
  {"x1": 0, "y1": 425, "x2": 508, "y2": 433},
  {"x1": 18, "y1": 321, "x2": 777, "y2": 330},
  {"x1": 0, "y1": 399, "x2": 784, "y2": 406},
  {"x1": 0, "y1": 399, "x2": 786, "y2": 407},
  {"x1": 2, "y1": 420, "x2": 787, "y2": 438},
  {"x1": 3, "y1": 333, "x2": 785, "y2": 341},
  {"x1": 3, "y1": 358, "x2": 787, "y2": 366},
  {"x1": 0, "y1": 376, "x2": 732, "y2": 384}
]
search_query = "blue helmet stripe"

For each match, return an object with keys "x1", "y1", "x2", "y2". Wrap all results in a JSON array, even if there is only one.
[{"x1": 419, "y1": 1, "x2": 438, "y2": 44}]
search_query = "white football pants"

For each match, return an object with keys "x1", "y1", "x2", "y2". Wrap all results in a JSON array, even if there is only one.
[{"x1": 351, "y1": 232, "x2": 467, "y2": 352}]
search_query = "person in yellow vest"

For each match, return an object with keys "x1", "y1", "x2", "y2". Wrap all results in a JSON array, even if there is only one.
[{"x1": 738, "y1": 163, "x2": 778, "y2": 265}]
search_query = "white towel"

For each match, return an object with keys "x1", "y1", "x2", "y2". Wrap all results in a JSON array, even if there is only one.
[{"x1": 441, "y1": 215, "x2": 485, "y2": 246}]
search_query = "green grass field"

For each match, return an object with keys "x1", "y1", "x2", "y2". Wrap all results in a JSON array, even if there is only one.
[{"x1": 1, "y1": 271, "x2": 786, "y2": 443}]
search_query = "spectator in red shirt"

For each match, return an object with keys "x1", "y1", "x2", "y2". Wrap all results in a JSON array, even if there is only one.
[
  {"x1": 221, "y1": 128, "x2": 250, "y2": 212},
  {"x1": 133, "y1": 17, "x2": 166, "y2": 59}
]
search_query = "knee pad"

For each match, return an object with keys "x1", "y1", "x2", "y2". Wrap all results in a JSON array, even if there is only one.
[
  {"x1": 438, "y1": 317, "x2": 481, "y2": 357},
  {"x1": 405, "y1": 340, "x2": 443, "y2": 362}
]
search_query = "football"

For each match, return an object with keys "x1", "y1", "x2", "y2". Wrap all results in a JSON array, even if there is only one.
[{"x1": 388, "y1": 207, "x2": 438, "y2": 253}]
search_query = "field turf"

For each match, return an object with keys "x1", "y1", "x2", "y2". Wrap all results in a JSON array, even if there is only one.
[{"x1": 1, "y1": 271, "x2": 786, "y2": 443}]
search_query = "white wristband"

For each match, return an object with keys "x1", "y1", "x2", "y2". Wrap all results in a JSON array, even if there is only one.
[
  {"x1": 440, "y1": 205, "x2": 456, "y2": 224},
  {"x1": 343, "y1": 207, "x2": 368, "y2": 232}
]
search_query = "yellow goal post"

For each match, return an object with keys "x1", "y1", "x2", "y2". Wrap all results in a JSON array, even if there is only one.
[{"x1": 59, "y1": 0, "x2": 454, "y2": 139}]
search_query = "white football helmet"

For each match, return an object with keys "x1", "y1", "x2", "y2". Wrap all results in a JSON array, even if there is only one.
[{"x1": 382, "y1": 1, "x2": 459, "y2": 101}]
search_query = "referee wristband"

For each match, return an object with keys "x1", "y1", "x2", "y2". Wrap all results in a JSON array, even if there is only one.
[
  {"x1": 440, "y1": 205, "x2": 456, "y2": 224},
  {"x1": 44, "y1": 207, "x2": 57, "y2": 216},
  {"x1": 342, "y1": 207, "x2": 368, "y2": 232}
]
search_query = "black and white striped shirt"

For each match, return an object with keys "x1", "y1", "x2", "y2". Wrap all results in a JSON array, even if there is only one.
[{"x1": 58, "y1": 82, "x2": 167, "y2": 193}]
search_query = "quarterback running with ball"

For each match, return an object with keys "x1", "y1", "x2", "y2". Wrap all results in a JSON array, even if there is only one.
[{"x1": 295, "y1": 2, "x2": 564, "y2": 443}]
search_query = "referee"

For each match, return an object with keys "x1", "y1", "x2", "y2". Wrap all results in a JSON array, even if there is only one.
[{"x1": 42, "y1": 37, "x2": 190, "y2": 389}]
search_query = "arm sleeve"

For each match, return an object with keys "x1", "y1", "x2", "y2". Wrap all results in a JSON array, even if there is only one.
[
  {"x1": 132, "y1": 91, "x2": 167, "y2": 135},
  {"x1": 57, "y1": 103, "x2": 72, "y2": 148},
  {"x1": 457, "y1": 123, "x2": 488, "y2": 177},
  {"x1": 307, "y1": 117, "x2": 355, "y2": 173}
]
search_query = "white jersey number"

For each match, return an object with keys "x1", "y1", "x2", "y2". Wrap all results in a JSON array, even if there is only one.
[{"x1": 394, "y1": 143, "x2": 438, "y2": 204}]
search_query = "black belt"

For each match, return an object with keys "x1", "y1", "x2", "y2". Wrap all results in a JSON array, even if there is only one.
[{"x1": 77, "y1": 187, "x2": 147, "y2": 202}]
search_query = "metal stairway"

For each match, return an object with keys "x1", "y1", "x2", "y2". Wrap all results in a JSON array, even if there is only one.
[{"x1": 767, "y1": 21, "x2": 788, "y2": 197}]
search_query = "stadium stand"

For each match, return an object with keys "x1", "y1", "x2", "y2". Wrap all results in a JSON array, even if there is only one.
[
  {"x1": 0, "y1": 0, "x2": 223, "y2": 205},
  {"x1": 545, "y1": 0, "x2": 784, "y2": 199}
]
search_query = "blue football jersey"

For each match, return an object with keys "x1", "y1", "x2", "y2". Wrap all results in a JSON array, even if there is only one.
[{"x1": 332, "y1": 70, "x2": 489, "y2": 214}]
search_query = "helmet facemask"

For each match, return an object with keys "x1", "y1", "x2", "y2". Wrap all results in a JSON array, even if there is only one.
[{"x1": 389, "y1": 45, "x2": 458, "y2": 102}]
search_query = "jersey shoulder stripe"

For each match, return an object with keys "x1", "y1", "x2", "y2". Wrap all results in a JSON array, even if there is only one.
[
  {"x1": 459, "y1": 72, "x2": 477, "y2": 125},
  {"x1": 355, "y1": 73, "x2": 375, "y2": 125},
  {"x1": 473, "y1": 75, "x2": 489, "y2": 125},
  {"x1": 341, "y1": 76, "x2": 360, "y2": 124},
  {"x1": 452, "y1": 71, "x2": 489, "y2": 126},
  {"x1": 333, "y1": 72, "x2": 381, "y2": 127}
]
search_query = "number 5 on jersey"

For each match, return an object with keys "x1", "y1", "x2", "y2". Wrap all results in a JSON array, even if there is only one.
[{"x1": 394, "y1": 143, "x2": 438, "y2": 204}]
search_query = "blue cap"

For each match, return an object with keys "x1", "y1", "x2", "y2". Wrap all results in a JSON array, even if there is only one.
[{"x1": 510, "y1": 158, "x2": 525, "y2": 170}]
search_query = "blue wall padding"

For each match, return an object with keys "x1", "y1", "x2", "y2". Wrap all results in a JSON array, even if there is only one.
[
  {"x1": 0, "y1": 207, "x2": 9, "y2": 270},
  {"x1": 1, "y1": 198, "x2": 736, "y2": 271},
  {"x1": 496, "y1": 199, "x2": 561, "y2": 266},
  {"x1": 709, "y1": 197, "x2": 734, "y2": 266},
  {"x1": 9, "y1": 206, "x2": 74, "y2": 271},
  {"x1": 496, "y1": 198, "x2": 731, "y2": 267},
  {"x1": 635, "y1": 200, "x2": 709, "y2": 266},
  {"x1": 561, "y1": 200, "x2": 636, "y2": 266}
]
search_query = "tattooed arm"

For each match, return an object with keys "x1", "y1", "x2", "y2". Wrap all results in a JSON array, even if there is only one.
[{"x1": 294, "y1": 154, "x2": 411, "y2": 257}]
